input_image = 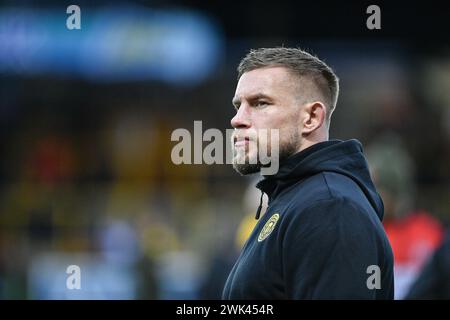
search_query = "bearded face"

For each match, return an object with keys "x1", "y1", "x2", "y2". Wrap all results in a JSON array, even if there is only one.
[
  {"x1": 231, "y1": 127, "x2": 299, "y2": 175},
  {"x1": 230, "y1": 67, "x2": 307, "y2": 175}
]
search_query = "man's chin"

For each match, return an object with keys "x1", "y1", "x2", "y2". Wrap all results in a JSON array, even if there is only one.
[
  {"x1": 231, "y1": 151, "x2": 261, "y2": 175},
  {"x1": 232, "y1": 162, "x2": 261, "y2": 175}
]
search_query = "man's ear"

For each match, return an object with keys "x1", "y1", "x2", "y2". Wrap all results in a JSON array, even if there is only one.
[{"x1": 301, "y1": 101, "x2": 326, "y2": 135}]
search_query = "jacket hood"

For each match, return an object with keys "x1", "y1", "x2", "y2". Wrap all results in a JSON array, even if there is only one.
[{"x1": 256, "y1": 139, "x2": 384, "y2": 220}]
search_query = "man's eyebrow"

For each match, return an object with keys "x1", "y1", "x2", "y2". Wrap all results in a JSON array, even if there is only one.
[
  {"x1": 248, "y1": 93, "x2": 272, "y2": 101},
  {"x1": 232, "y1": 93, "x2": 272, "y2": 106}
]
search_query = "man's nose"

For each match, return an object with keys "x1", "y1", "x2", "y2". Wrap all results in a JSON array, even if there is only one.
[{"x1": 231, "y1": 105, "x2": 251, "y2": 129}]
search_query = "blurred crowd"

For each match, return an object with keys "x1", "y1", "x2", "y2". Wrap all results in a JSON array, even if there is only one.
[{"x1": 0, "y1": 2, "x2": 449, "y2": 299}]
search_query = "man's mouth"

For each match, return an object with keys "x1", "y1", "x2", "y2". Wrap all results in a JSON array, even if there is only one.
[{"x1": 234, "y1": 137, "x2": 250, "y2": 147}]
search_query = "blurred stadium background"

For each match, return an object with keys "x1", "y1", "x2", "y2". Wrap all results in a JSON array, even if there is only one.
[{"x1": 0, "y1": 1, "x2": 449, "y2": 299}]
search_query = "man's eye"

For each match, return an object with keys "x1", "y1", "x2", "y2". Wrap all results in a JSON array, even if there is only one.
[{"x1": 256, "y1": 101, "x2": 269, "y2": 107}]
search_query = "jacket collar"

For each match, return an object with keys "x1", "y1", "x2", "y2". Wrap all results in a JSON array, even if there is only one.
[{"x1": 256, "y1": 140, "x2": 341, "y2": 200}]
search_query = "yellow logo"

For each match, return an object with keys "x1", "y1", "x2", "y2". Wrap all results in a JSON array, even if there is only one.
[{"x1": 258, "y1": 213, "x2": 280, "y2": 242}]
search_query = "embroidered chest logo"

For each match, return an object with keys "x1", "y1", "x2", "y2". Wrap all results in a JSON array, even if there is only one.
[{"x1": 258, "y1": 213, "x2": 280, "y2": 242}]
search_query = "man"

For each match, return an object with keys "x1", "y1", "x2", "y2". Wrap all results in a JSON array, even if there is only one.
[{"x1": 223, "y1": 47, "x2": 394, "y2": 299}]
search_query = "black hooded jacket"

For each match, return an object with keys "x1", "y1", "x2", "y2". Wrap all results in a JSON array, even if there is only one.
[{"x1": 222, "y1": 139, "x2": 394, "y2": 299}]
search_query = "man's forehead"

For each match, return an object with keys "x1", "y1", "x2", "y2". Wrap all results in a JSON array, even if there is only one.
[{"x1": 234, "y1": 66, "x2": 298, "y2": 99}]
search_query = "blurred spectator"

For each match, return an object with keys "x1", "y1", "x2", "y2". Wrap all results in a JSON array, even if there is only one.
[
  {"x1": 156, "y1": 250, "x2": 204, "y2": 299},
  {"x1": 199, "y1": 177, "x2": 263, "y2": 299},
  {"x1": 406, "y1": 231, "x2": 450, "y2": 299},
  {"x1": 198, "y1": 240, "x2": 236, "y2": 300},
  {"x1": 366, "y1": 134, "x2": 445, "y2": 299}
]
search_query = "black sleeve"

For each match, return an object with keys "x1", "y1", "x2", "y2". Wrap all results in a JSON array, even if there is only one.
[{"x1": 282, "y1": 198, "x2": 389, "y2": 299}]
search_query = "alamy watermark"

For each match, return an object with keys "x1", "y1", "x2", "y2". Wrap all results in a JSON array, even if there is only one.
[
  {"x1": 366, "y1": 265, "x2": 381, "y2": 290},
  {"x1": 66, "y1": 264, "x2": 81, "y2": 290},
  {"x1": 66, "y1": 5, "x2": 81, "y2": 30},
  {"x1": 366, "y1": 5, "x2": 381, "y2": 30},
  {"x1": 171, "y1": 121, "x2": 280, "y2": 175},
  {"x1": 64, "y1": 5, "x2": 379, "y2": 33}
]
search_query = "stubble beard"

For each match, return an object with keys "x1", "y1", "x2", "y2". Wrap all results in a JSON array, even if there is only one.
[{"x1": 232, "y1": 130, "x2": 300, "y2": 176}]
